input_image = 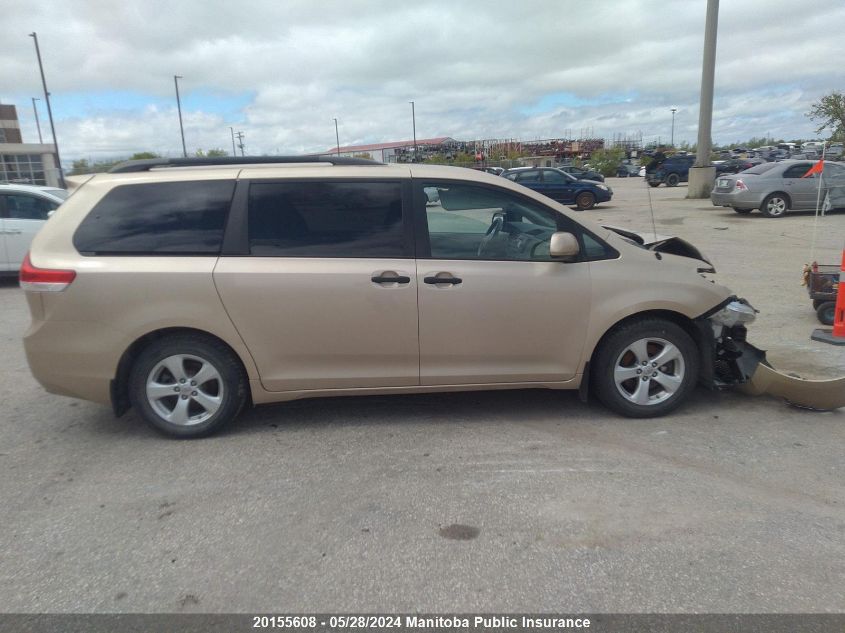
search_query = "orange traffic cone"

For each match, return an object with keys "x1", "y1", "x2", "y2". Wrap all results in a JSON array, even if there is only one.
[{"x1": 812, "y1": 242, "x2": 845, "y2": 345}]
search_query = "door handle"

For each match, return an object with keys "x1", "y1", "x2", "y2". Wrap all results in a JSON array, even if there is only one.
[
  {"x1": 424, "y1": 275, "x2": 462, "y2": 285},
  {"x1": 371, "y1": 273, "x2": 411, "y2": 284},
  {"x1": 5, "y1": 230, "x2": 21, "y2": 234}
]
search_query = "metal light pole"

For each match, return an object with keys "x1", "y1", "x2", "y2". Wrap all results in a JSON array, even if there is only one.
[
  {"x1": 28, "y1": 32, "x2": 64, "y2": 188},
  {"x1": 670, "y1": 108, "x2": 677, "y2": 147},
  {"x1": 229, "y1": 127, "x2": 236, "y2": 156},
  {"x1": 174, "y1": 75, "x2": 187, "y2": 157},
  {"x1": 333, "y1": 118, "x2": 340, "y2": 156},
  {"x1": 409, "y1": 101, "x2": 417, "y2": 161},
  {"x1": 31, "y1": 97, "x2": 43, "y2": 144}
]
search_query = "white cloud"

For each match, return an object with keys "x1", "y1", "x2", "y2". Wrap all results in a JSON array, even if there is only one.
[{"x1": 2, "y1": 0, "x2": 843, "y2": 160}]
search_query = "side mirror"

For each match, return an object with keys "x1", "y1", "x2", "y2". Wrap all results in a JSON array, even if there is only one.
[{"x1": 549, "y1": 232, "x2": 580, "y2": 260}]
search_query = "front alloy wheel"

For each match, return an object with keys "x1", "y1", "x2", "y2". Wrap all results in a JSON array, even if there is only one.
[
  {"x1": 612, "y1": 338, "x2": 685, "y2": 406},
  {"x1": 592, "y1": 318, "x2": 699, "y2": 418}
]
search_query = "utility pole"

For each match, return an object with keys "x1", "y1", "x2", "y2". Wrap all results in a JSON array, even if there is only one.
[
  {"x1": 174, "y1": 75, "x2": 187, "y2": 158},
  {"x1": 688, "y1": 0, "x2": 719, "y2": 198},
  {"x1": 333, "y1": 118, "x2": 340, "y2": 156},
  {"x1": 409, "y1": 101, "x2": 417, "y2": 161},
  {"x1": 28, "y1": 32, "x2": 64, "y2": 188},
  {"x1": 670, "y1": 108, "x2": 677, "y2": 147},
  {"x1": 229, "y1": 127, "x2": 236, "y2": 156},
  {"x1": 235, "y1": 131, "x2": 245, "y2": 156},
  {"x1": 31, "y1": 97, "x2": 43, "y2": 144}
]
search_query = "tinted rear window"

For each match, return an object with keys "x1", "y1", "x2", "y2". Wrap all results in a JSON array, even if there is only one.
[
  {"x1": 247, "y1": 181, "x2": 406, "y2": 257},
  {"x1": 73, "y1": 181, "x2": 234, "y2": 255}
]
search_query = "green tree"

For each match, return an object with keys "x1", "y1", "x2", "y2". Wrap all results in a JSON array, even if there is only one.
[
  {"x1": 130, "y1": 152, "x2": 159, "y2": 160},
  {"x1": 807, "y1": 91, "x2": 845, "y2": 141},
  {"x1": 70, "y1": 158, "x2": 90, "y2": 174},
  {"x1": 587, "y1": 147, "x2": 625, "y2": 177}
]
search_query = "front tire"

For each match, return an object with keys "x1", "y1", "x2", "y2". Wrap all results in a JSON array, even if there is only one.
[
  {"x1": 591, "y1": 319, "x2": 699, "y2": 418},
  {"x1": 761, "y1": 193, "x2": 789, "y2": 217},
  {"x1": 575, "y1": 191, "x2": 596, "y2": 210},
  {"x1": 128, "y1": 334, "x2": 247, "y2": 438}
]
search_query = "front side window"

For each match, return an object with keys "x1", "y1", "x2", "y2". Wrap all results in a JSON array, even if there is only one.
[
  {"x1": 422, "y1": 182, "x2": 572, "y2": 261},
  {"x1": 2, "y1": 194, "x2": 57, "y2": 220},
  {"x1": 73, "y1": 180, "x2": 234, "y2": 255},
  {"x1": 247, "y1": 181, "x2": 406, "y2": 257}
]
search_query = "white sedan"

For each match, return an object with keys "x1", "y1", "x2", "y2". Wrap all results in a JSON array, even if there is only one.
[{"x1": 0, "y1": 183, "x2": 67, "y2": 272}]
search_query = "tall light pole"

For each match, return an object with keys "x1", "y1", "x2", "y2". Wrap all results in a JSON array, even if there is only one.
[
  {"x1": 174, "y1": 75, "x2": 187, "y2": 157},
  {"x1": 409, "y1": 101, "x2": 417, "y2": 162},
  {"x1": 333, "y1": 118, "x2": 340, "y2": 156},
  {"x1": 31, "y1": 97, "x2": 43, "y2": 144},
  {"x1": 670, "y1": 108, "x2": 677, "y2": 147},
  {"x1": 28, "y1": 32, "x2": 64, "y2": 188},
  {"x1": 229, "y1": 126, "x2": 236, "y2": 156}
]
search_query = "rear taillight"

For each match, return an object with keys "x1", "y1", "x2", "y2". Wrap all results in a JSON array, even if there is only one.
[
  {"x1": 19, "y1": 253, "x2": 76, "y2": 292},
  {"x1": 735, "y1": 179, "x2": 748, "y2": 191}
]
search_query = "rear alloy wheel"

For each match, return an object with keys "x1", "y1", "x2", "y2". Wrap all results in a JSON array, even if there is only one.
[
  {"x1": 592, "y1": 319, "x2": 699, "y2": 418},
  {"x1": 761, "y1": 193, "x2": 789, "y2": 218},
  {"x1": 665, "y1": 173, "x2": 680, "y2": 187},
  {"x1": 816, "y1": 301, "x2": 837, "y2": 326},
  {"x1": 575, "y1": 191, "x2": 596, "y2": 210},
  {"x1": 129, "y1": 335, "x2": 247, "y2": 438},
  {"x1": 732, "y1": 207, "x2": 753, "y2": 214}
]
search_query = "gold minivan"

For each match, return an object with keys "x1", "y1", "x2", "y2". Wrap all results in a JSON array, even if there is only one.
[{"x1": 21, "y1": 157, "x2": 758, "y2": 437}]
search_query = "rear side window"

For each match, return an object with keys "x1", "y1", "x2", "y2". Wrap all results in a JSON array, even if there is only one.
[
  {"x1": 247, "y1": 181, "x2": 406, "y2": 257},
  {"x1": 73, "y1": 181, "x2": 234, "y2": 255}
]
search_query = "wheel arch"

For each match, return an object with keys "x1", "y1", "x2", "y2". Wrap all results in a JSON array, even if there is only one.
[
  {"x1": 580, "y1": 309, "x2": 710, "y2": 401},
  {"x1": 761, "y1": 190, "x2": 791, "y2": 208},
  {"x1": 111, "y1": 327, "x2": 253, "y2": 417}
]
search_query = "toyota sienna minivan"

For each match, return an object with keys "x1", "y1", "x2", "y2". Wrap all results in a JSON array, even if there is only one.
[{"x1": 21, "y1": 156, "x2": 758, "y2": 437}]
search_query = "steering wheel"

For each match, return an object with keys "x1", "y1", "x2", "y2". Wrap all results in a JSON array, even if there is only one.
[{"x1": 477, "y1": 214, "x2": 504, "y2": 257}]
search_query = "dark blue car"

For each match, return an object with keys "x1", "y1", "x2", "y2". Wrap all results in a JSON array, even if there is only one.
[{"x1": 502, "y1": 167, "x2": 612, "y2": 210}]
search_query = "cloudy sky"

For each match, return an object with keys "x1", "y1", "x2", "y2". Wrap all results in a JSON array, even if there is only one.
[{"x1": 2, "y1": 0, "x2": 843, "y2": 162}]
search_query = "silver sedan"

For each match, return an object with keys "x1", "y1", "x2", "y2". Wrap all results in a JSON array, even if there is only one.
[{"x1": 710, "y1": 160, "x2": 845, "y2": 217}]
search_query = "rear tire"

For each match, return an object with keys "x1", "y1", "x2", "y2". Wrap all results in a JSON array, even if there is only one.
[
  {"x1": 817, "y1": 301, "x2": 837, "y2": 326},
  {"x1": 575, "y1": 191, "x2": 596, "y2": 210},
  {"x1": 761, "y1": 193, "x2": 790, "y2": 217},
  {"x1": 128, "y1": 334, "x2": 247, "y2": 438},
  {"x1": 666, "y1": 173, "x2": 680, "y2": 187},
  {"x1": 591, "y1": 318, "x2": 699, "y2": 418},
  {"x1": 648, "y1": 182, "x2": 661, "y2": 188},
  {"x1": 732, "y1": 207, "x2": 753, "y2": 214}
]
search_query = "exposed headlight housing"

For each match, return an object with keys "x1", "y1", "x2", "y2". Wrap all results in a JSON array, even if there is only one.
[
  {"x1": 597, "y1": 184, "x2": 608, "y2": 191},
  {"x1": 710, "y1": 300, "x2": 757, "y2": 327}
]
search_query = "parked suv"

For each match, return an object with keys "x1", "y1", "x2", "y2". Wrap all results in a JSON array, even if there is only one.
[
  {"x1": 502, "y1": 167, "x2": 612, "y2": 209},
  {"x1": 22, "y1": 156, "x2": 758, "y2": 437},
  {"x1": 646, "y1": 155, "x2": 696, "y2": 187}
]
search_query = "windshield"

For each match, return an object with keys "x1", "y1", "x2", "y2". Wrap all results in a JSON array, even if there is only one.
[{"x1": 43, "y1": 188, "x2": 70, "y2": 200}]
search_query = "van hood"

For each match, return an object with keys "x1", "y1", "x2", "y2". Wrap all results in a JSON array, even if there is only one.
[{"x1": 603, "y1": 225, "x2": 714, "y2": 270}]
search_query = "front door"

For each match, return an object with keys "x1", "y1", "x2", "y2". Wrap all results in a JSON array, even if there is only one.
[
  {"x1": 538, "y1": 168, "x2": 577, "y2": 203},
  {"x1": 414, "y1": 180, "x2": 591, "y2": 385},
  {"x1": 214, "y1": 179, "x2": 419, "y2": 392}
]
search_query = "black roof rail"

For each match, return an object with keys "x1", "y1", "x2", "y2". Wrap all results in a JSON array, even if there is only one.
[{"x1": 108, "y1": 155, "x2": 381, "y2": 173}]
